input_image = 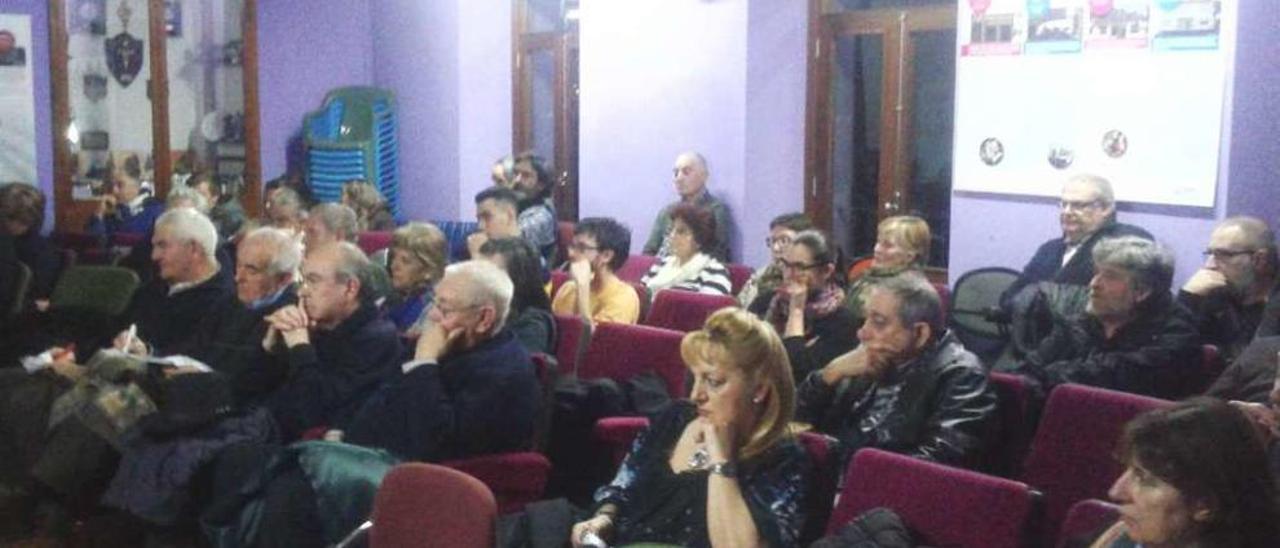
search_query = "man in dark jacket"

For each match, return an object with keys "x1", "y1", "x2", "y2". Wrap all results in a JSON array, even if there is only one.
[
  {"x1": 263, "y1": 242, "x2": 402, "y2": 441},
  {"x1": 1018, "y1": 236, "x2": 1202, "y2": 399},
  {"x1": 797, "y1": 273, "x2": 996, "y2": 469},
  {"x1": 1002, "y1": 174, "x2": 1152, "y2": 308},
  {"x1": 1177, "y1": 216, "x2": 1277, "y2": 364}
]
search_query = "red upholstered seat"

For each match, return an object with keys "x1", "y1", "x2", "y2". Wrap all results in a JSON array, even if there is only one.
[
  {"x1": 556, "y1": 221, "x2": 575, "y2": 269},
  {"x1": 1020, "y1": 384, "x2": 1169, "y2": 546},
  {"x1": 985, "y1": 372, "x2": 1037, "y2": 478},
  {"x1": 828, "y1": 448, "x2": 1036, "y2": 548},
  {"x1": 615, "y1": 254, "x2": 659, "y2": 283},
  {"x1": 548, "y1": 270, "x2": 570, "y2": 302},
  {"x1": 1055, "y1": 499, "x2": 1120, "y2": 548},
  {"x1": 726, "y1": 263, "x2": 753, "y2": 294},
  {"x1": 580, "y1": 322, "x2": 686, "y2": 397},
  {"x1": 369, "y1": 462, "x2": 496, "y2": 548},
  {"x1": 552, "y1": 314, "x2": 588, "y2": 375},
  {"x1": 441, "y1": 452, "x2": 552, "y2": 514},
  {"x1": 643, "y1": 289, "x2": 738, "y2": 332},
  {"x1": 357, "y1": 231, "x2": 393, "y2": 255}
]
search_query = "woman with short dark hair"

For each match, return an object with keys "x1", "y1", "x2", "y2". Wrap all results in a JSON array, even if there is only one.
[
  {"x1": 640, "y1": 203, "x2": 732, "y2": 297},
  {"x1": 478, "y1": 237, "x2": 555, "y2": 355},
  {"x1": 1090, "y1": 398, "x2": 1279, "y2": 548}
]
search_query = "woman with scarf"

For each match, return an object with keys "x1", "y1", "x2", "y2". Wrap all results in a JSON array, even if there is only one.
[
  {"x1": 843, "y1": 215, "x2": 931, "y2": 328},
  {"x1": 640, "y1": 203, "x2": 733, "y2": 298},
  {"x1": 385, "y1": 222, "x2": 448, "y2": 337},
  {"x1": 764, "y1": 230, "x2": 859, "y2": 384}
]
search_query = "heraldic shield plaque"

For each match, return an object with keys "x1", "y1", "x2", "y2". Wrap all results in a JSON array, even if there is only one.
[{"x1": 105, "y1": 31, "x2": 142, "y2": 87}]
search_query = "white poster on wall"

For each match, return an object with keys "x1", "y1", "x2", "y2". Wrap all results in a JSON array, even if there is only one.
[
  {"x1": 953, "y1": 0, "x2": 1229, "y2": 207},
  {"x1": 0, "y1": 14, "x2": 37, "y2": 184}
]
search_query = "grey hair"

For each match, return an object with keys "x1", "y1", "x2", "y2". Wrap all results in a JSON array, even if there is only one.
[
  {"x1": 678, "y1": 151, "x2": 709, "y2": 175},
  {"x1": 165, "y1": 185, "x2": 210, "y2": 213},
  {"x1": 1218, "y1": 216, "x2": 1276, "y2": 255},
  {"x1": 1066, "y1": 173, "x2": 1116, "y2": 206},
  {"x1": 242, "y1": 226, "x2": 303, "y2": 277},
  {"x1": 323, "y1": 241, "x2": 377, "y2": 304},
  {"x1": 445, "y1": 260, "x2": 513, "y2": 332},
  {"x1": 155, "y1": 208, "x2": 219, "y2": 266},
  {"x1": 269, "y1": 187, "x2": 305, "y2": 214},
  {"x1": 1093, "y1": 236, "x2": 1175, "y2": 296},
  {"x1": 310, "y1": 203, "x2": 359, "y2": 242},
  {"x1": 870, "y1": 272, "x2": 944, "y2": 338}
]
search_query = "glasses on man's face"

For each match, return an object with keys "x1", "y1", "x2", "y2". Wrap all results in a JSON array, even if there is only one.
[
  {"x1": 779, "y1": 260, "x2": 821, "y2": 272},
  {"x1": 1059, "y1": 199, "x2": 1101, "y2": 212},
  {"x1": 765, "y1": 236, "x2": 793, "y2": 249},
  {"x1": 433, "y1": 300, "x2": 478, "y2": 318},
  {"x1": 1203, "y1": 248, "x2": 1256, "y2": 262},
  {"x1": 570, "y1": 241, "x2": 600, "y2": 253}
]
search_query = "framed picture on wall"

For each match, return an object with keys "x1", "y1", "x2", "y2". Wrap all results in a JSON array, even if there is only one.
[
  {"x1": 165, "y1": 1, "x2": 182, "y2": 37},
  {"x1": 0, "y1": 28, "x2": 26, "y2": 67}
]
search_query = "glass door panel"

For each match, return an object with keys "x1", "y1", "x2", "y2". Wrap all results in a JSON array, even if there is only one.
[
  {"x1": 524, "y1": 47, "x2": 557, "y2": 163},
  {"x1": 830, "y1": 33, "x2": 885, "y2": 261},
  {"x1": 905, "y1": 28, "x2": 955, "y2": 267},
  {"x1": 65, "y1": 0, "x2": 155, "y2": 203}
]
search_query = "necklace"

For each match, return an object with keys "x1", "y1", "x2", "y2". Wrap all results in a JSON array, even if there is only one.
[{"x1": 687, "y1": 445, "x2": 710, "y2": 470}]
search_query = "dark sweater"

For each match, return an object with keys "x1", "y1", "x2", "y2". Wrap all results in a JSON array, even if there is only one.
[
  {"x1": 266, "y1": 304, "x2": 403, "y2": 440},
  {"x1": 1002, "y1": 222, "x2": 1152, "y2": 309},
  {"x1": 1206, "y1": 336, "x2": 1280, "y2": 404},
  {"x1": 345, "y1": 329, "x2": 540, "y2": 461},
  {"x1": 122, "y1": 268, "x2": 236, "y2": 356},
  {"x1": 188, "y1": 287, "x2": 298, "y2": 407},
  {"x1": 1021, "y1": 293, "x2": 1202, "y2": 399}
]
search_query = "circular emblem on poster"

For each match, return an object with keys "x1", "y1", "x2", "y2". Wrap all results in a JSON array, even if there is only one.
[
  {"x1": 1048, "y1": 146, "x2": 1075, "y2": 170},
  {"x1": 970, "y1": 0, "x2": 992, "y2": 16},
  {"x1": 1090, "y1": 0, "x2": 1115, "y2": 17},
  {"x1": 979, "y1": 137, "x2": 1005, "y2": 166},
  {"x1": 1102, "y1": 130, "x2": 1128, "y2": 158}
]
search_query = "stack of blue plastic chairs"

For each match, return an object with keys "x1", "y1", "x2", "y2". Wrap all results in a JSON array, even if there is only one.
[{"x1": 304, "y1": 87, "x2": 401, "y2": 218}]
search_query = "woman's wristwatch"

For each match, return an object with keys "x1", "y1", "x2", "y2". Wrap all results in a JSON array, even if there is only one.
[{"x1": 708, "y1": 461, "x2": 737, "y2": 478}]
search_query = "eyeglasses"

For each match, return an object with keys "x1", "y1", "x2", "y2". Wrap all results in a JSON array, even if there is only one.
[
  {"x1": 433, "y1": 301, "x2": 479, "y2": 317},
  {"x1": 1203, "y1": 248, "x2": 1256, "y2": 261},
  {"x1": 765, "y1": 236, "x2": 793, "y2": 248},
  {"x1": 779, "y1": 260, "x2": 822, "y2": 271},
  {"x1": 1059, "y1": 199, "x2": 1102, "y2": 212},
  {"x1": 570, "y1": 242, "x2": 600, "y2": 253}
]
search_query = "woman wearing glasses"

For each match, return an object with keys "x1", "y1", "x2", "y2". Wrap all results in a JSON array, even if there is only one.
[
  {"x1": 740, "y1": 212, "x2": 814, "y2": 314},
  {"x1": 842, "y1": 215, "x2": 932, "y2": 329},
  {"x1": 640, "y1": 204, "x2": 733, "y2": 298},
  {"x1": 762, "y1": 230, "x2": 859, "y2": 383}
]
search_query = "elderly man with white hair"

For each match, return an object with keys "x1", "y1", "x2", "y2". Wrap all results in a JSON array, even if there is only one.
[
  {"x1": 207, "y1": 260, "x2": 541, "y2": 548},
  {"x1": 113, "y1": 207, "x2": 235, "y2": 357}
]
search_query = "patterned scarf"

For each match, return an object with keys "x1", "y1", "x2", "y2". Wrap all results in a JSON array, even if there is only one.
[{"x1": 766, "y1": 282, "x2": 846, "y2": 336}]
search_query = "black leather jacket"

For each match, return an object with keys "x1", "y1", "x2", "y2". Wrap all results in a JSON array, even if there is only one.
[{"x1": 796, "y1": 331, "x2": 997, "y2": 468}]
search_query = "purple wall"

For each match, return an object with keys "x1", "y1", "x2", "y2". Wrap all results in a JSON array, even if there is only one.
[
  {"x1": 743, "y1": 0, "x2": 807, "y2": 268},
  {"x1": 455, "y1": 0, "x2": 513, "y2": 221},
  {"x1": 256, "y1": 0, "x2": 373, "y2": 181},
  {"x1": 1223, "y1": 0, "x2": 1280, "y2": 225},
  {"x1": 0, "y1": 0, "x2": 52, "y2": 231}
]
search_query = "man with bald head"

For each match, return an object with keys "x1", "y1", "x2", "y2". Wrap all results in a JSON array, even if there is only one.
[
  {"x1": 263, "y1": 242, "x2": 402, "y2": 440},
  {"x1": 643, "y1": 151, "x2": 735, "y2": 262},
  {"x1": 1179, "y1": 216, "x2": 1278, "y2": 362}
]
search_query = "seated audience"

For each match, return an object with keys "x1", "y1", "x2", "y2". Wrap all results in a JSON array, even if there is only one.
[
  {"x1": 1206, "y1": 336, "x2": 1280, "y2": 404},
  {"x1": 189, "y1": 171, "x2": 247, "y2": 239},
  {"x1": 384, "y1": 222, "x2": 448, "y2": 337},
  {"x1": 302, "y1": 202, "x2": 359, "y2": 250},
  {"x1": 341, "y1": 180, "x2": 396, "y2": 232},
  {"x1": 643, "y1": 151, "x2": 734, "y2": 262},
  {"x1": 262, "y1": 242, "x2": 402, "y2": 440},
  {"x1": 208, "y1": 260, "x2": 540, "y2": 548},
  {"x1": 0, "y1": 182, "x2": 60, "y2": 311},
  {"x1": 841, "y1": 215, "x2": 931, "y2": 328},
  {"x1": 86, "y1": 152, "x2": 164, "y2": 238},
  {"x1": 761, "y1": 230, "x2": 858, "y2": 383},
  {"x1": 511, "y1": 152, "x2": 558, "y2": 266},
  {"x1": 1016, "y1": 236, "x2": 1201, "y2": 399},
  {"x1": 571, "y1": 308, "x2": 809, "y2": 547},
  {"x1": 797, "y1": 273, "x2": 996, "y2": 468},
  {"x1": 551, "y1": 217, "x2": 641, "y2": 325},
  {"x1": 479, "y1": 237, "x2": 556, "y2": 354},
  {"x1": 265, "y1": 186, "x2": 307, "y2": 235},
  {"x1": 1003, "y1": 174, "x2": 1153, "y2": 305},
  {"x1": 999, "y1": 175, "x2": 1153, "y2": 366},
  {"x1": 1087, "y1": 398, "x2": 1278, "y2": 548},
  {"x1": 639, "y1": 204, "x2": 732, "y2": 297},
  {"x1": 1178, "y1": 216, "x2": 1277, "y2": 363},
  {"x1": 738, "y1": 212, "x2": 813, "y2": 310}
]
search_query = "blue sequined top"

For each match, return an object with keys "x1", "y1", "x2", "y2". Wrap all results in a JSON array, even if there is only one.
[{"x1": 594, "y1": 401, "x2": 811, "y2": 547}]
